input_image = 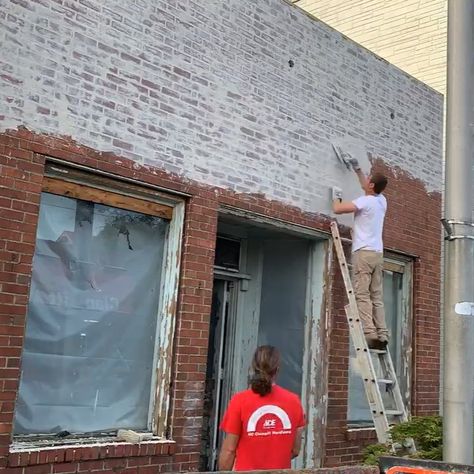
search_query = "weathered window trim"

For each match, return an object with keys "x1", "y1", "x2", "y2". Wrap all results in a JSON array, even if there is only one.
[
  {"x1": 43, "y1": 177, "x2": 174, "y2": 219},
  {"x1": 151, "y1": 199, "x2": 184, "y2": 437},
  {"x1": 219, "y1": 205, "x2": 328, "y2": 240},
  {"x1": 45, "y1": 157, "x2": 192, "y2": 199},
  {"x1": 347, "y1": 256, "x2": 414, "y2": 429},
  {"x1": 386, "y1": 257, "x2": 414, "y2": 417},
  {"x1": 12, "y1": 163, "x2": 185, "y2": 448}
]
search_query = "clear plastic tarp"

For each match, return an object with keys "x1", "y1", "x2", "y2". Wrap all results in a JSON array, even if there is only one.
[
  {"x1": 257, "y1": 239, "x2": 310, "y2": 396},
  {"x1": 14, "y1": 192, "x2": 168, "y2": 435}
]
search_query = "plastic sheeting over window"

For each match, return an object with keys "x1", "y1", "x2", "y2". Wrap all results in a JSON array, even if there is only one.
[
  {"x1": 347, "y1": 269, "x2": 405, "y2": 424},
  {"x1": 257, "y1": 239, "x2": 310, "y2": 396},
  {"x1": 14, "y1": 193, "x2": 168, "y2": 435}
]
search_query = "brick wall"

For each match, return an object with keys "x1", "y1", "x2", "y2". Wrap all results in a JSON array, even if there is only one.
[
  {"x1": 0, "y1": 126, "x2": 441, "y2": 471},
  {"x1": 0, "y1": 0, "x2": 443, "y2": 471},
  {"x1": 0, "y1": 130, "x2": 229, "y2": 473},
  {"x1": 293, "y1": 0, "x2": 447, "y2": 93},
  {"x1": 1, "y1": 0, "x2": 443, "y2": 213}
]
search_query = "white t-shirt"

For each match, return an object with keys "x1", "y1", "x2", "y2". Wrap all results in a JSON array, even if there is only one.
[{"x1": 351, "y1": 194, "x2": 387, "y2": 253}]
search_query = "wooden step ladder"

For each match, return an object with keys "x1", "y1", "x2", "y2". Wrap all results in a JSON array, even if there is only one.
[{"x1": 330, "y1": 221, "x2": 413, "y2": 448}]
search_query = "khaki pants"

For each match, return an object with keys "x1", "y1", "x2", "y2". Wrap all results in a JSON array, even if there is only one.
[{"x1": 352, "y1": 250, "x2": 388, "y2": 341}]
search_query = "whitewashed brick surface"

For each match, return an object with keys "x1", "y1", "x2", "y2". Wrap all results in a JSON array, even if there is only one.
[
  {"x1": 0, "y1": 0, "x2": 443, "y2": 215},
  {"x1": 294, "y1": 0, "x2": 447, "y2": 94}
]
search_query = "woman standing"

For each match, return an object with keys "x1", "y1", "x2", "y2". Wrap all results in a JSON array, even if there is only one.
[{"x1": 218, "y1": 346, "x2": 305, "y2": 471}]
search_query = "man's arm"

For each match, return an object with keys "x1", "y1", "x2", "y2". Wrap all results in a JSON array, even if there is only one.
[
  {"x1": 218, "y1": 433, "x2": 239, "y2": 470},
  {"x1": 332, "y1": 199, "x2": 357, "y2": 214},
  {"x1": 347, "y1": 157, "x2": 366, "y2": 190},
  {"x1": 354, "y1": 168, "x2": 366, "y2": 191}
]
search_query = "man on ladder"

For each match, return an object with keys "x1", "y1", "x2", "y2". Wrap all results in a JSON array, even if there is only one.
[{"x1": 332, "y1": 157, "x2": 389, "y2": 351}]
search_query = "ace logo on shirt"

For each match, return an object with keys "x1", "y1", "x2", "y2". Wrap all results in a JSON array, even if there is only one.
[
  {"x1": 247, "y1": 405, "x2": 292, "y2": 437},
  {"x1": 262, "y1": 419, "x2": 276, "y2": 429}
]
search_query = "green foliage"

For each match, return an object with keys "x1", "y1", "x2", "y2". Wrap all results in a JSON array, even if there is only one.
[
  {"x1": 363, "y1": 443, "x2": 391, "y2": 466},
  {"x1": 362, "y1": 416, "x2": 443, "y2": 465}
]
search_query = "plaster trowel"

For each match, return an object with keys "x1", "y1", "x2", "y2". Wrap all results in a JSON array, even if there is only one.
[{"x1": 332, "y1": 143, "x2": 357, "y2": 170}]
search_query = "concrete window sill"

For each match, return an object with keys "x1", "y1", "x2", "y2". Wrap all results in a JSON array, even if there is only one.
[
  {"x1": 8, "y1": 438, "x2": 176, "y2": 467},
  {"x1": 346, "y1": 427, "x2": 377, "y2": 441}
]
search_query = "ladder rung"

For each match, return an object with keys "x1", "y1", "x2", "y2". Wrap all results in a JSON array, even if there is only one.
[
  {"x1": 377, "y1": 378, "x2": 394, "y2": 385},
  {"x1": 369, "y1": 349, "x2": 387, "y2": 354},
  {"x1": 386, "y1": 410, "x2": 404, "y2": 416}
]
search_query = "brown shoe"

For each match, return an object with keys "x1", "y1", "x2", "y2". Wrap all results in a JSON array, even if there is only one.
[
  {"x1": 378, "y1": 339, "x2": 388, "y2": 349},
  {"x1": 366, "y1": 337, "x2": 380, "y2": 349},
  {"x1": 366, "y1": 338, "x2": 388, "y2": 350}
]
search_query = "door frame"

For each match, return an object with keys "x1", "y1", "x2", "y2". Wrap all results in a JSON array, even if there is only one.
[
  {"x1": 208, "y1": 276, "x2": 240, "y2": 470},
  {"x1": 214, "y1": 208, "x2": 333, "y2": 468},
  {"x1": 296, "y1": 239, "x2": 332, "y2": 468}
]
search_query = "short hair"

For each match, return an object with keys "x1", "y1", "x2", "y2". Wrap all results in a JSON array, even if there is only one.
[{"x1": 370, "y1": 172, "x2": 388, "y2": 194}]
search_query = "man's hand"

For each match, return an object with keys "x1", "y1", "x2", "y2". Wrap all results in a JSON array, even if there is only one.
[
  {"x1": 331, "y1": 187, "x2": 357, "y2": 214},
  {"x1": 331, "y1": 186, "x2": 343, "y2": 201},
  {"x1": 347, "y1": 157, "x2": 361, "y2": 171}
]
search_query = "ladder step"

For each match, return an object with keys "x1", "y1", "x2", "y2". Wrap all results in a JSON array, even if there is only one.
[
  {"x1": 386, "y1": 410, "x2": 404, "y2": 416},
  {"x1": 369, "y1": 349, "x2": 387, "y2": 354},
  {"x1": 377, "y1": 378, "x2": 394, "y2": 385}
]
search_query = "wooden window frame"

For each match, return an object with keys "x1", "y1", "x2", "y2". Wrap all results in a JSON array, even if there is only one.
[
  {"x1": 14, "y1": 163, "x2": 184, "y2": 445},
  {"x1": 383, "y1": 257, "x2": 414, "y2": 417},
  {"x1": 42, "y1": 177, "x2": 174, "y2": 220}
]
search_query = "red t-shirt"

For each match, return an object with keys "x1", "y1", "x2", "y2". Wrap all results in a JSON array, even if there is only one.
[{"x1": 220, "y1": 385, "x2": 305, "y2": 471}]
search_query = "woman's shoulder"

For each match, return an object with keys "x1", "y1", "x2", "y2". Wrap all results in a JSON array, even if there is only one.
[
  {"x1": 273, "y1": 385, "x2": 302, "y2": 403},
  {"x1": 230, "y1": 388, "x2": 254, "y2": 402}
]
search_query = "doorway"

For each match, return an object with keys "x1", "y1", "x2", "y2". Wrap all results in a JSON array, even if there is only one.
[
  {"x1": 200, "y1": 214, "x2": 330, "y2": 470},
  {"x1": 201, "y1": 278, "x2": 238, "y2": 470}
]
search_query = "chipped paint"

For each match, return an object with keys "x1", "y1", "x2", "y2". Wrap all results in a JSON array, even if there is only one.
[
  {"x1": 151, "y1": 201, "x2": 185, "y2": 436},
  {"x1": 400, "y1": 260, "x2": 414, "y2": 414},
  {"x1": 299, "y1": 239, "x2": 332, "y2": 468}
]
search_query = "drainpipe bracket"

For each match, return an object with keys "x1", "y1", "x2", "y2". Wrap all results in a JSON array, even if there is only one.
[{"x1": 441, "y1": 219, "x2": 474, "y2": 241}]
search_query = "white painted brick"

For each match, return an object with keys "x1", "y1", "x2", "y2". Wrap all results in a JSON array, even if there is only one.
[
  {"x1": 0, "y1": 0, "x2": 443, "y2": 217},
  {"x1": 296, "y1": 0, "x2": 447, "y2": 94}
]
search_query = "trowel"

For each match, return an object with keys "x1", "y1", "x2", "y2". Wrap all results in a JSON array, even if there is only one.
[{"x1": 332, "y1": 143, "x2": 354, "y2": 170}]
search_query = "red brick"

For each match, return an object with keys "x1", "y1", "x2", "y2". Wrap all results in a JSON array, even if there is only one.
[
  {"x1": 0, "y1": 402, "x2": 15, "y2": 413},
  {"x1": 77, "y1": 461, "x2": 103, "y2": 471},
  {"x1": 0, "y1": 209, "x2": 24, "y2": 222},
  {"x1": 0, "y1": 326, "x2": 24, "y2": 336},
  {"x1": 126, "y1": 458, "x2": 150, "y2": 468},
  {"x1": 11, "y1": 200, "x2": 39, "y2": 214},
  {"x1": 24, "y1": 465, "x2": 52, "y2": 474},
  {"x1": 4, "y1": 468, "x2": 24, "y2": 474},
  {"x1": 8, "y1": 453, "x2": 23, "y2": 467},
  {"x1": 5, "y1": 242, "x2": 35, "y2": 254},
  {"x1": 0, "y1": 197, "x2": 12, "y2": 209},
  {"x1": 135, "y1": 467, "x2": 156, "y2": 474},
  {"x1": 1, "y1": 284, "x2": 29, "y2": 295},
  {"x1": 53, "y1": 463, "x2": 78, "y2": 473},
  {"x1": 103, "y1": 459, "x2": 127, "y2": 470}
]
